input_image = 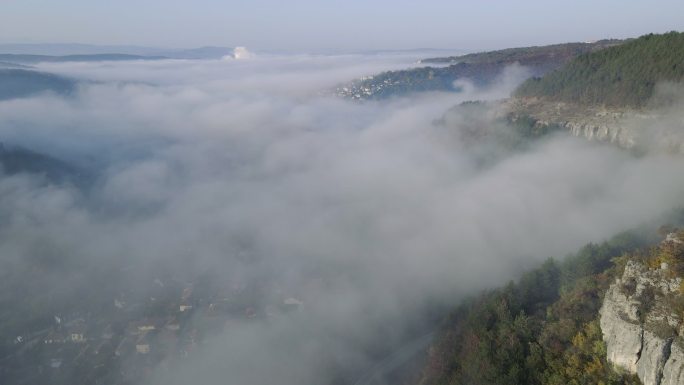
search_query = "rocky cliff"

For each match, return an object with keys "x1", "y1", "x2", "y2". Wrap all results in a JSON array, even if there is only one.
[
  {"x1": 600, "y1": 238, "x2": 684, "y2": 385},
  {"x1": 503, "y1": 97, "x2": 684, "y2": 153}
]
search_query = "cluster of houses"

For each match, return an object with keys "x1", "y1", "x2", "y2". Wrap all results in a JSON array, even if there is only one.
[
  {"x1": 43, "y1": 318, "x2": 89, "y2": 345},
  {"x1": 114, "y1": 316, "x2": 185, "y2": 356},
  {"x1": 5, "y1": 276, "x2": 306, "y2": 384},
  {"x1": 335, "y1": 75, "x2": 410, "y2": 100},
  {"x1": 41, "y1": 285, "x2": 199, "y2": 363}
]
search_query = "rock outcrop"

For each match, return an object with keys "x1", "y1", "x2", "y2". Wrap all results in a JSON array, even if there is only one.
[
  {"x1": 503, "y1": 97, "x2": 684, "y2": 153},
  {"x1": 600, "y1": 257, "x2": 684, "y2": 385}
]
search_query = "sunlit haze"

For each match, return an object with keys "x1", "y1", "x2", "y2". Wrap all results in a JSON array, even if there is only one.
[{"x1": 1, "y1": 0, "x2": 683, "y2": 51}]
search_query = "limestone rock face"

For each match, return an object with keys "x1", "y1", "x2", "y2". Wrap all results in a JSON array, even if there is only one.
[
  {"x1": 503, "y1": 97, "x2": 684, "y2": 153},
  {"x1": 600, "y1": 260, "x2": 684, "y2": 385},
  {"x1": 661, "y1": 342, "x2": 684, "y2": 385},
  {"x1": 564, "y1": 120, "x2": 638, "y2": 149},
  {"x1": 599, "y1": 284, "x2": 642, "y2": 372},
  {"x1": 636, "y1": 332, "x2": 672, "y2": 385}
]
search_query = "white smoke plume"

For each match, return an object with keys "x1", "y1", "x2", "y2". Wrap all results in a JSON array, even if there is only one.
[{"x1": 232, "y1": 46, "x2": 254, "y2": 59}]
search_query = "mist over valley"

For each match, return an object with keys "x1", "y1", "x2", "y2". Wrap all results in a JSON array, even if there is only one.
[{"x1": 2, "y1": 14, "x2": 684, "y2": 385}]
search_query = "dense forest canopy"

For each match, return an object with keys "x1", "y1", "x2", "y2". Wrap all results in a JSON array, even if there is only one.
[{"x1": 515, "y1": 32, "x2": 684, "y2": 107}]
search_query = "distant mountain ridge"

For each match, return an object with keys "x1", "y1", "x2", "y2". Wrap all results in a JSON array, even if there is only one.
[
  {"x1": 0, "y1": 61, "x2": 31, "y2": 69},
  {"x1": 0, "y1": 43, "x2": 168, "y2": 55},
  {"x1": 0, "y1": 53, "x2": 167, "y2": 64},
  {"x1": 0, "y1": 43, "x2": 235, "y2": 59},
  {"x1": 419, "y1": 40, "x2": 624, "y2": 65}
]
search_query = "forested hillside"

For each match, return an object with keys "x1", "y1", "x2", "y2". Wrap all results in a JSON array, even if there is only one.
[
  {"x1": 336, "y1": 40, "x2": 622, "y2": 100},
  {"x1": 420, "y1": 40, "x2": 622, "y2": 65},
  {"x1": 419, "y1": 231, "x2": 655, "y2": 385},
  {"x1": 515, "y1": 32, "x2": 684, "y2": 107}
]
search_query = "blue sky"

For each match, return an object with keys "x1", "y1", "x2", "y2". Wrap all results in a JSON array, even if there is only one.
[{"x1": 2, "y1": 0, "x2": 683, "y2": 52}]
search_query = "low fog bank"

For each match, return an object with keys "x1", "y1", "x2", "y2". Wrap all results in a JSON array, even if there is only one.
[
  {"x1": 31, "y1": 53, "x2": 425, "y2": 93},
  {"x1": 1, "y1": 56, "x2": 684, "y2": 384}
]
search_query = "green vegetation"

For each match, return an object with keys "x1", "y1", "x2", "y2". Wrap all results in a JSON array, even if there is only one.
[
  {"x1": 338, "y1": 40, "x2": 623, "y2": 100},
  {"x1": 420, "y1": 232, "x2": 649, "y2": 385},
  {"x1": 515, "y1": 32, "x2": 684, "y2": 107},
  {"x1": 421, "y1": 40, "x2": 623, "y2": 65},
  {"x1": 648, "y1": 227, "x2": 684, "y2": 274},
  {"x1": 505, "y1": 113, "x2": 563, "y2": 140}
]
